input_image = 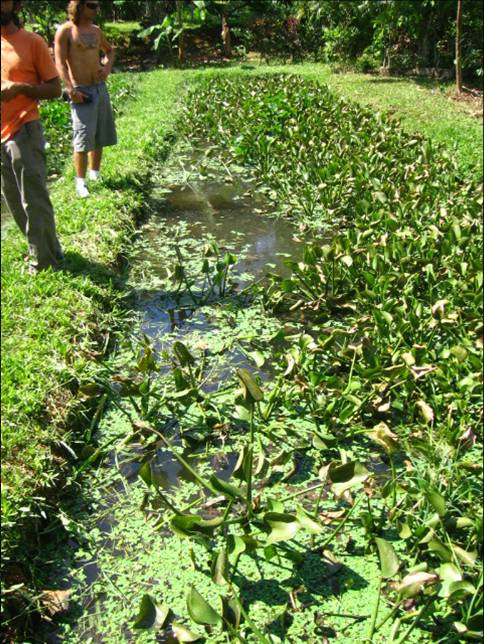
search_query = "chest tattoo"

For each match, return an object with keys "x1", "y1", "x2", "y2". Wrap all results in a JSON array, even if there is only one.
[{"x1": 78, "y1": 33, "x2": 98, "y2": 49}]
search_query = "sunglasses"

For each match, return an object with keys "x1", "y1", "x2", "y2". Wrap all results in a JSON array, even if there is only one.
[{"x1": 85, "y1": 2, "x2": 99, "y2": 9}]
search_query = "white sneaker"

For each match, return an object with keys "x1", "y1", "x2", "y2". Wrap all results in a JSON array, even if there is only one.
[
  {"x1": 89, "y1": 170, "x2": 100, "y2": 181},
  {"x1": 76, "y1": 183, "x2": 90, "y2": 198}
]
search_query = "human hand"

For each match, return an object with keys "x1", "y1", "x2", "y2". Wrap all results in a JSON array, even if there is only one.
[
  {"x1": 1, "y1": 81, "x2": 23, "y2": 102},
  {"x1": 96, "y1": 66, "x2": 109, "y2": 82},
  {"x1": 70, "y1": 89, "x2": 90, "y2": 104}
]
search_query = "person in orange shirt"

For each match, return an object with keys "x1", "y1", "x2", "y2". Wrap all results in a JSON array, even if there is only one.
[{"x1": 1, "y1": 0, "x2": 63, "y2": 273}]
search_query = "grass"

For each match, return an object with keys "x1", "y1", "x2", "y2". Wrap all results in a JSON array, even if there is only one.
[
  {"x1": 1, "y1": 60, "x2": 482, "y2": 637},
  {"x1": 1, "y1": 69, "x2": 188, "y2": 593},
  {"x1": 103, "y1": 21, "x2": 141, "y2": 35},
  {"x1": 310, "y1": 67, "x2": 483, "y2": 179}
]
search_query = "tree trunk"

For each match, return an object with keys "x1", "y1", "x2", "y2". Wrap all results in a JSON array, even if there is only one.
[
  {"x1": 455, "y1": 0, "x2": 463, "y2": 93},
  {"x1": 221, "y1": 13, "x2": 232, "y2": 58},
  {"x1": 176, "y1": 0, "x2": 185, "y2": 64}
]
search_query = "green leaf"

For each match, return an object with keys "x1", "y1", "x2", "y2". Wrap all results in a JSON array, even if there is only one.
[
  {"x1": 138, "y1": 461, "x2": 152, "y2": 487},
  {"x1": 233, "y1": 446, "x2": 252, "y2": 482},
  {"x1": 452, "y1": 545, "x2": 477, "y2": 567},
  {"x1": 247, "y1": 350, "x2": 265, "y2": 368},
  {"x1": 428, "y1": 536, "x2": 452, "y2": 562},
  {"x1": 264, "y1": 512, "x2": 300, "y2": 545},
  {"x1": 170, "y1": 514, "x2": 223, "y2": 539},
  {"x1": 237, "y1": 368, "x2": 264, "y2": 403},
  {"x1": 398, "y1": 522, "x2": 412, "y2": 539},
  {"x1": 173, "y1": 367, "x2": 189, "y2": 391},
  {"x1": 133, "y1": 594, "x2": 169, "y2": 630},
  {"x1": 312, "y1": 432, "x2": 338, "y2": 449},
  {"x1": 427, "y1": 489, "x2": 446, "y2": 516},
  {"x1": 211, "y1": 548, "x2": 228, "y2": 586},
  {"x1": 78, "y1": 382, "x2": 104, "y2": 398},
  {"x1": 172, "y1": 622, "x2": 202, "y2": 642},
  {"x1": 137, "y1": 346, "x2": 156, "y2": 372},
  {"x1": 223, "y1": 252, "x2": 237, "y2": 266},
  {"x1": 186, "y1": 586, "x2": 221, "y2": 626},
  {"x1": 448, "y1": 580, "x2": 475, "y2": 599},
  {"x1": 328, "y1": 461, "x2": 369, "y2": 497},
  {"x1": 221, "y1": 595, "x2": 241, "y2": 630},
  {"x1": 173, "y1": 341, "x2": 195, "y2": 367},
  {"x1": 227, "y1": 534, "x2": 246, "y2": 563},
  {"x1": 295, "y1": 506, "x2": 322, "y2": 534},
  {"x1": 209, "y1": 474, "x2": 245, "y2": 501},
  {"x1": 438, "y1": 562, "x2": 462, "y2": 582},
  {"x1": 375, "y1": 537, "x2": 400, "y2": 579}
]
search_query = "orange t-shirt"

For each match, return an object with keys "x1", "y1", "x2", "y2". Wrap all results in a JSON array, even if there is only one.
[{"x1": 1, "y1": 28, "x2": 58, "y2": 143}]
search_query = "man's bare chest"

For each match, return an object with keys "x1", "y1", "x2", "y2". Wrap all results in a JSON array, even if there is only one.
[{"x1": 69, "y1": 30, "x2": 99, "y2": 52}]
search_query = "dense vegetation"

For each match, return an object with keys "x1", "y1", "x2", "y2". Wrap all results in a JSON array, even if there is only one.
[
  {"x1": 96, "y1": 74, "x2": 481, "y2": 641},
  {"x1": 1, "y1": 2, "x2": 482, "y2": 637},
  {"x1": 20, "y1": 0, "x2": 483, "y2": 81}
]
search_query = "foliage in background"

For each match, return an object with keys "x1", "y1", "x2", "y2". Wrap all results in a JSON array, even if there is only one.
[
  {"x1": 19, "y1": 1, "x2": 481, "y2": 80},
  {"x1": 294, "y1": 0, "x2": 483, "y2": 78}
]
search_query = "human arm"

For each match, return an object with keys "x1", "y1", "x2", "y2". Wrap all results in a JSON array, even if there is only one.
[
  {"x1": 1, "y1": 76, "x2": 61, "y2": 102},
  {"x1": 54, "y1": 24, "x2": 88, "y2": 103},
  {"x1": 97, "y1": 29, "x2": 115, "y2": 82}
]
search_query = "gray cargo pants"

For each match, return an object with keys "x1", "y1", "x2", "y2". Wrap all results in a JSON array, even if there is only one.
[{"x1": 1, "y1": 120, "x2": 62, "y2": 270}]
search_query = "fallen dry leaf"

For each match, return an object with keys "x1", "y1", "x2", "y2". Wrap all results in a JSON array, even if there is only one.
[{"x1": 41, "y1": 589, "x2": 70, "y2": 617}]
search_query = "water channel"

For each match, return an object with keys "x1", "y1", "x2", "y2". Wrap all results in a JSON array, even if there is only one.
[{"x1": 45, "y1": 152, "x2": 322, "y2": 642}]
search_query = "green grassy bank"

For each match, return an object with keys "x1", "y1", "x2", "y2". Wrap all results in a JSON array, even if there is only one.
[
  {"x1": 1, "y1": 69, "x2": 189, "y2": 597},
  {"x1": 1, "y1": 62, "x2": 482, "y2": 630}
]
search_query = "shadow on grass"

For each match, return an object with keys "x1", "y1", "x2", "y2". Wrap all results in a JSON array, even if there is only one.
[
  {"x1": 61, "y1": 250, "x2": 121, "y2": 284},
  {"x1": 235, "y1": 548, "x2": 368, "y2": 640},
  {"x1": 365, "y1": 74, "x2": 452, "y2": 91}
]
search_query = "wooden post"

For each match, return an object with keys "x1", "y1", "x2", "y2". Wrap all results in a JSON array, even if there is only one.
[{"x1": 455, "y1": 0, "x2": 463, "y2": 93}]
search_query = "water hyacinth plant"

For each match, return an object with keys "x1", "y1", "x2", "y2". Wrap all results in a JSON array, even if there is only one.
[
  {"x1": 176, "y1": 74, "x2": 482, "y2": 641},
  {"x1": 77, "y1": 74, "x2": 482, "y2": 641}
]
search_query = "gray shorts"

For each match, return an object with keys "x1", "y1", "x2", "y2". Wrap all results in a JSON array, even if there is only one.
[{"x1": 71, "y1": 82, "x2": 117, "y2": 152}]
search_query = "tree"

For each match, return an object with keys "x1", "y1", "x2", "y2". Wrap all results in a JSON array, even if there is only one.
[
  {"x1": 19, "y1": 0, "x2": 66, "y2": 43},
  {"x1": 455, "y1": 0, "x2": 463, "y2": 92}
]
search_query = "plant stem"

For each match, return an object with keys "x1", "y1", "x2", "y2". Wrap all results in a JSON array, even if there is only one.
[
  {"x1": 343, "y1": 350, "x2": 357, "y2": 394},
  {"x1": 154, "y1": 487, "x2": 179, "y2": 514},
  {"x1": 222, "y1": 500, "x2": 234, "y2": 523},
  {"x1": 152, "y1": 428, "x2": 216, "y2": 494},
  {"x1": 320, "y1": 495, "x2": 362, "y2": 549},
  {"x1": 375, "y1": 599, "x2": 403, "y2": 632},
  {"x1": 367, "y1": 576, "x2": 382, "y2": 642},
  {"x1": 390, "y1": 452, "x2": 397, "y2": 508},
  {"x1": 281, "y1": 481, "x2": 326, "y2": 503},
  {"x1": 85, "y1": 392, "x2": 108, "y2": 442},
  {"x1": 395, "y1": 597, "x2": 433, "y2": 644},
  {"x1": 246, "y1": 404, "x2": 255, "y2": 516},
  {"x1": 228, "y1": 587, "x2": 272, "y2": 644}
]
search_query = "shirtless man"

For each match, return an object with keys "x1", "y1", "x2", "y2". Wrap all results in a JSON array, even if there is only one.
[{"x1": 55, "y1": 0, "x2": 116, "y2": 198}]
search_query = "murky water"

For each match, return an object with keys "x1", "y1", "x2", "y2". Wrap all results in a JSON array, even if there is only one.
[
  {"x1": 124, "y1": 169, "x2": 312, "y2": 484},
  {"x1": 46, "y1": 159, "x2": 313, "y2": 638},
  {"x1": 133, "y1": 176, "x2": 309, "y2": 339}
]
